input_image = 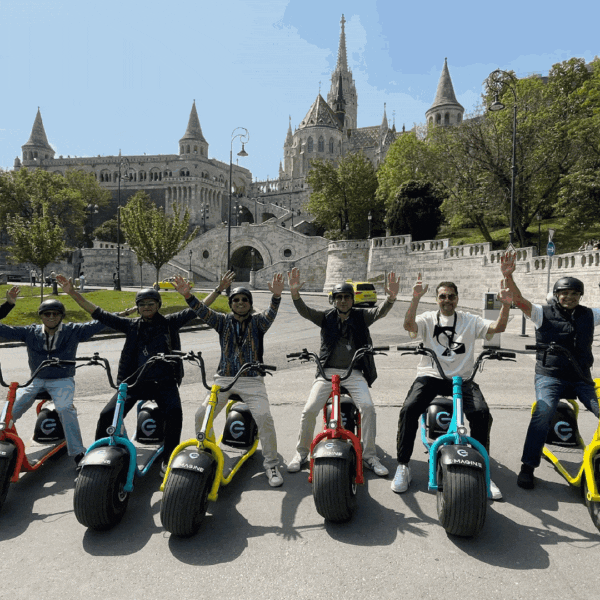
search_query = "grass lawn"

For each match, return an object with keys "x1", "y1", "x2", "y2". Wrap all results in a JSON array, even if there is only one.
[{"x1": 0, "y1": 286, "x2": 230, "y2": 326}]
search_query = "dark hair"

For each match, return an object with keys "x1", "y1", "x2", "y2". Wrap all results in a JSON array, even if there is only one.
[{"x1": 436, "y1": 282, "x2": 458, "y2": 296}]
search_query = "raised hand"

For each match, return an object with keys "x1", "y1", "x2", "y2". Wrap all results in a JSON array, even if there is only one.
[
  {"x1": 268, "y1": 273, "x2": 284, "y2": 297},
  {"x1": 6, "y1": 286, "x2": 19, "y2": 304},
  {"x1": 56, "y1": 274, "x2": 73, "y2": 294},
  {"x1": 218, "y1": 270, "x2": 235, "y2": 292},
  {"x1": 500, "y1": 251, "x2": 516, "y2": 279},
  {"x1": 413, "y1": 273, "x2": 429, "y2": 298},
  {"x1": 385, "y1": 271, "x2": 400, "y2": 300},
  {"x1": 497, "y1": 281, "x2": 514, "y2": 305},
  {"x1": 173, "y1": 275, "x2": 192, "y2": 298},
  {"x1": 287, "y1": 267, "x2": 304, "y2": 294}
]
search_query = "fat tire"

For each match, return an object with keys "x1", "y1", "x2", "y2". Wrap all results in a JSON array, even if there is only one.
[
  {"x1": 312, "y1": 455, "x2": 357, "y2": 523},
  {"x1": 0, "y1": 453, "x2": 17, "y2": 512},
  {"x1": 160, "y1": 468, "x2": 214, "y2": 537},
  {"x1": 73, "y1": 464, "x2": 130, "y2": 530},
  {"x1": 437, "y1": 462, "x2": 486, "y2": 537},
  {"x1": 583, "y1": 474, "x2": 600, "y2": 533}
]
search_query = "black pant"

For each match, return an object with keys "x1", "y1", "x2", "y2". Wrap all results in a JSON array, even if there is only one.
[
  {"x1": 396, "y1": 376, "x2": 492, "y2": 464},
  {"x1": 95, "y1": 381, "x2": 183, "y2": 462}
]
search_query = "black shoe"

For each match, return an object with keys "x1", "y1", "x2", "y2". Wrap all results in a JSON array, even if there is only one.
[
  {"x1": 517, "y1": 465, "x2": 535, "y2": 489},
  {"x1": 74, "y1": 451, "x2": 85, "y2": 467}
]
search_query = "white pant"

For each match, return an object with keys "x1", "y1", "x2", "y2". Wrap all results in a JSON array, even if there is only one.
[
  {"x1": 296, "y1": 369, "x2": 378, "y2": 461},
  {"x1": 195, "y1": 375, "x2": 279, "y2": 469},
  {"x1": 13, "y1": 377, "x2": 85, "y2": 456}
]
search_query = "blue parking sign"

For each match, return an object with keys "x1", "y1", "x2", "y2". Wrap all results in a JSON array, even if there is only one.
[{"x1": 547, "y1": 241, "x2": 556, "y2": 256}]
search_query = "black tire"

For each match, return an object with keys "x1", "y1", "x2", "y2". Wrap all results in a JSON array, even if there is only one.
[
  {"x1": 160, "y1": 468, "x2": 214, "y2": 537},
  {"x1": 583, "y1": 474, "x2": 600, "y2": 533},
  {"x1": 73, "y1": 464, "x2": 130, "y2": 530},
  {"x1": 0, "y1": 452, "x2": 17, "y2": 512},
  {"x1": 312, "y1": 455, "x2": 357, "y2": 523},
  {"x1": 437, "y1": 462, "x2": 487, "y2": 537}
]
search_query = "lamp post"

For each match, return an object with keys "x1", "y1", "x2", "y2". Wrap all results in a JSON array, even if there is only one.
[
  {"x1": 228, "y1": 128, "x2": 249, "y2": 272},
  {"x1": 368, "y1": 210, "x2": 372, "y2": 239},
  {"x1": 487, "y1": 69, "x2": 518, "y2": 246},
  {"x1": 251, "y1": 248, "x2": 255, "y2": 272},
  {"x1": 115, "y1": 155, "x2": 130, "y2": 291},
  {"x1": 201, "y1": 203, "x2": 209, "y2": 232},
  {"x1": 188, "y1": 249, "x2": 193, "y2": 279},
  {"x1": 537, "y1": 213, "x2": 542, "y2": 255}
]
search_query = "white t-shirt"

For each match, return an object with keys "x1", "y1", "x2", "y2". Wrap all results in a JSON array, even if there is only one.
[{"x1": 410, "y1": 310, "x2": 492, "y2": 379}]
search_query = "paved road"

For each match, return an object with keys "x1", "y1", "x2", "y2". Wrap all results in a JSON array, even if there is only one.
[{"x1": 1, "y1": 294, "x2": 599, "y2": 600}]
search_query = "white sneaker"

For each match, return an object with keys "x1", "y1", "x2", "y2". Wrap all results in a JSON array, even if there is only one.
[
  {"x1": 489, "y1": 479, "x2": 502, "y2": 501},
  {"x1": 391, "y1": 464, "x2": 411, "y2": 493},
  {"x1": 363, "y1": 457, "x2": 389, "y2": 477},
  {"x1": 287, "y1": 452, "x2": 308, "y2": 473},
  {"x1": 266, "y1": 466, "x2": 283, "y2": 487}
]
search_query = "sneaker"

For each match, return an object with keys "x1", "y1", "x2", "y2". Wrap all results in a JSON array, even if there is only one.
[
  {"x1": 489, "y1": 479, "x2": 503, "y2": 501},
  {"x1": 517, "y1": 465, "x2": 535, "y2": 489},
  {"x1": 391, "y1": 464, "x2": 411, "y2": 493},
  {"x1": 266, "y1": 466, "x2": 283, "y2": 487},
  {"x1": 287, "y1": 452, "x2": 308, "y2": 473},
  {"x1": 363, "y1": 457, "x2": 389, "y2": 477},
  {"x1": 159, "y1": 462, "x2": 168, "y2": 478}
]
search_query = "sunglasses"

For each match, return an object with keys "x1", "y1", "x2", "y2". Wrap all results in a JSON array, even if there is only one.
[
  {"x1": 232, "y1": 297, "x2": 250, "y2": 303},
  {"x1": 41, "y1": 311, "x2": 62, "y2": 318},
  {"x1": 438, "y1": 294, "x2": 457, "y2": 301}
]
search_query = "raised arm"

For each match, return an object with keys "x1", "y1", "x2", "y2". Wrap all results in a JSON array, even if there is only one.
[
  {"x1": 6, "y1": 286, "x2": 19, "y2": 305},
  {"x1": 486, "y1": 280, "x2": 512, "y2": 338},
  {"x1": 500, "y1": 252, "x2": 532, "y2": 318},
  {"x1": 57, "y1": 274, "x2": 98, "y2": 315},
  {"x1": 404, "y1": 273, "x2": 428, "y2": 334},
  {"x1": 287, "y1": 267, "x2": 304, "y2": 301}
]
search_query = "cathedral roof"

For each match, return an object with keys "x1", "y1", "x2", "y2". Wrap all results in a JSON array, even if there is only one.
[
  {"x1": 23, "y1": 108, "x2": 53, "y2": 150},
  {"x1": 429, "y1": 58, "x2": 464, "y2": 111},
  {"x1": 179, "y1": 101, "x2": 206, "y2": 143},
  {"x1": 299, "y1": 94, "x2": 341, "y2": 130}
]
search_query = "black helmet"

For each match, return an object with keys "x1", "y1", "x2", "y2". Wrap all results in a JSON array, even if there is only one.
[
  {"x1": 329, "y1": 282, "x2": 354, "y2": 305},
  {"x1": 228, "y1": 287, "x2": 253, "y2": 307},
  {"x1": 38, "y1": 299, "x2": 66, "y2": 316},
  {"x1": 553, "y1": 277, "x2": 584, "y2": 296},
  {"x1": 135, "y1": 288, "x2": 162, "y2": 308}
]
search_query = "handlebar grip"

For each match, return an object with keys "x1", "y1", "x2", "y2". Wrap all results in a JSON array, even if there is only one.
[
  {"x1": 286, "y1": 353, "x2": 303, "y2": 358},
  {"x1": 525, "y1": 345, "x2": 538, "y2": 351},
  {"x1": 397, "y1": 346, "x2": 417, "y2": 352},
  {"x1": 372, "y1": 346, "x2": 389, "y2": 352},
  {"x1": 497, "y1": 351, "x2": 516, "y2": 358},
  {"x1": 262, "y1": 365, "x2": 277, "y2": 371}
]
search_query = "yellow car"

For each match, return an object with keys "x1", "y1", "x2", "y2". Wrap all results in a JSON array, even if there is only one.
[
  {"x1": 329, "y1": 280, "x2": 378, "y2": 306},
  {"x1": 153, "y1": 277, "x2": 194, "y2": 290}
]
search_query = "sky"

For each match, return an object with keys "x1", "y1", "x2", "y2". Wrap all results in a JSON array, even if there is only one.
[{"x1": 0, "y1": 0, "x2": 598, "y2": 181}]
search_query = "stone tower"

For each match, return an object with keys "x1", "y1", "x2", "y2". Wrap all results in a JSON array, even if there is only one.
[
  {"x1": 326, "y1": 14, "x2": 357, "y2": 131},
  {"x1": 426, "y1": 58, "x2": 464, "y2": 127},
  {"x1": 179, "y1": 100, "x2": 208, "y2": 158},
  {"x1": 21, "y1": 108, "x2": 55, "y2": 165}
]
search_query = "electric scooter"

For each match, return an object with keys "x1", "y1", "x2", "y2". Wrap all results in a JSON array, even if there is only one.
[
  {"x1": 525, "y1": 342, "x2": 600, "y2": 532},
  {"x1": 0, "y1": 355, "x2": 107, "y2": 514},
  {"x1": 286, "y1": 345, "x2": 389, "y2": 523},
  {"x1": 160, "y1": 351, "x2": 276, "y2": 537},
  {"x1": 73, "y1": 351, "x2": 194, "y2": 531},
  {"x1": 397, "y1": 344, "x2": 515, "y2": 537}
]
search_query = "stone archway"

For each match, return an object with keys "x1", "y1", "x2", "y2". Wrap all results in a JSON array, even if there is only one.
[{"x1": 230, "y1": 245, "x2": 265, "y2": 282}]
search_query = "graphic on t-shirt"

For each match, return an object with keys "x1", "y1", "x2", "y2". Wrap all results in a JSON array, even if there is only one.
[{"x1": 433, "y1": 315, "x2": 466, "y2": 357}]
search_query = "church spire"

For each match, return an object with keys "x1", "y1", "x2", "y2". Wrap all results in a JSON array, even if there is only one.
[
  {"x1": 335, "y1": 14, "x2": 348, "y2": 73},
  {"x1": 21, "y1": 107, "x2": 55, "y2": 164},
  {"x1": 380, "y1": 103, "x2": 388, "y2": 131},
  {"x1": 179, "y1": 100, "x2": 208, "y2": 156},
  {"x1": 284, "y1": 115, "x2": 293, "y2": 147},
  {"x1": 426, "y1": 58, "x2": 464, "y2": 127}
]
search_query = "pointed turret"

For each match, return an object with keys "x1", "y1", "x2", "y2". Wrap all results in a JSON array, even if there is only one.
[
  {"x1": 284, "y1": 116, "x2": 293, "y2": 147},
  {"x1": 380, "y1": 103, "x2": 389, "y2": 134},
  {"x1": 426, "y1": 58, "x2": 464, "y2": 127},
  {"x1": 335, "y1": 14, "x2": 348, "y2": 73},
  {"x1": 333, "y1": 72, "x2": 346, "y2": 129},
  {"x1": 299, "y1": 94, "x2": 340, "y2": 130},
  {"x1": 179, "y1": 101, "x2": 208, "y2": 156},
  {"x1": 21, "y1": 108, "x2": 55, "y2": 164}
]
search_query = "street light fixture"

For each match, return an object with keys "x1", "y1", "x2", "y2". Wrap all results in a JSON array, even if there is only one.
[
  {"x1": 227, "y1": 128, "x2": 249, "y2": 273},
  {"x1": 537, "y1": 213, "x2": 542, "y2": 255},
  {"x1": 487, "y1": 69, "x2": 518, "y2": 246},
  {"x1": 116, "y1": 155, "x2": 131, "y2": 291},
  {"x1": 188, "y1": 249, "x2": 193, "y2": 278},
  {"x1": 368, "y1": 210, "x2": 372, "y2": 239}
]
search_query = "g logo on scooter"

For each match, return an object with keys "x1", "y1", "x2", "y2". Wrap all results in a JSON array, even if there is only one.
[
  {"x1": 436, "y1": 412, "x2": 451, "y2": 429},
  {"x1": 230, "y1": 420, "x2": 245, "y2": 439},
  {"x1": 554, "y1": 421, "x2": 573, "y2": 442},
  {"x1": 457, "y1": 449, "x2": 469, "y2": 458},
  {"x1": 141, "y1": 419, "x2": 157, "y2": 437},
  {"x1": 40, "y1": 418, "x2": 57, "y2": 435}
]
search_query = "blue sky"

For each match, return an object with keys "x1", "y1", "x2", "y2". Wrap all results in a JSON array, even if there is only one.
[{"x1": 0, "y1": 0, "x2": 597, "y2": 181}]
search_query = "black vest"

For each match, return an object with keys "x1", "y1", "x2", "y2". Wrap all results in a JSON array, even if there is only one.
[
  {"x1": 319, "y1": 308, "x2": 377, "y2": 387},
  {"x1": 535, "y1": 301, "x2": 594, "y2": 381}
]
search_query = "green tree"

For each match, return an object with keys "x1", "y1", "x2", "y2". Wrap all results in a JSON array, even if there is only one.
[
  {"x1": 385, "y1": 180, "x2": 446, "y2": 240},
  {"x1": 120, "y1": 192, "x2": 198, "y2": 286},
  {"x1": 6, "y1": 200, "x2": 67, "y2": 301},
  {"x1": 305, "y1": 153, "x2": 381, "y2": 239},
  {"x1": 0, "y1": 167, "x2": 110, "y2": 247},
  {"x1": 92, "y1": 219, "x2": 119, "y2": 243}
]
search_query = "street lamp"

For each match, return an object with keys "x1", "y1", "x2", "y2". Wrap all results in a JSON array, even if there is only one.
[
  {"x1": 487, "y1": 69, "x2": 518, "y2": 246},
  {"x1": 537, "y1": 213, "x2": 542, "y2": 255},
  {"x1": 116, "y1": 155, "x2": 130, "y2": 291},
  {"x1": 188, "y1": 249, "x2": 193, "y2": 278},
  {"x1": 201, "y1": 203, "x2": 209, "y2": 232},
  {"x1": 228, "y1": 128, "x2": 249, "y2": 272},
  {"x1": 368, "y1": 210, "x2": 372, "y2": 239},
  {"x1": 251, "y1": 248, "x2": 255, "y2": 272}
]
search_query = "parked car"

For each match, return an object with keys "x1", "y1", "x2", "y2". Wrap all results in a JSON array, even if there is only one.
[
  {"x1": 328, "y1": 280, "x2": 378, "y2": 306},
  {"x1": 153, "y1": 277, "x2": 194, "y2": 290}
]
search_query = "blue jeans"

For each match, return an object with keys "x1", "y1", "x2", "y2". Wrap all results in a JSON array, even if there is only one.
[
  {"x1": 521, "y1": 374, "x2": 600, "y2": 468},
  {"x1": 13, "y1": 377, "x2": 84, "y2": 456}
]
